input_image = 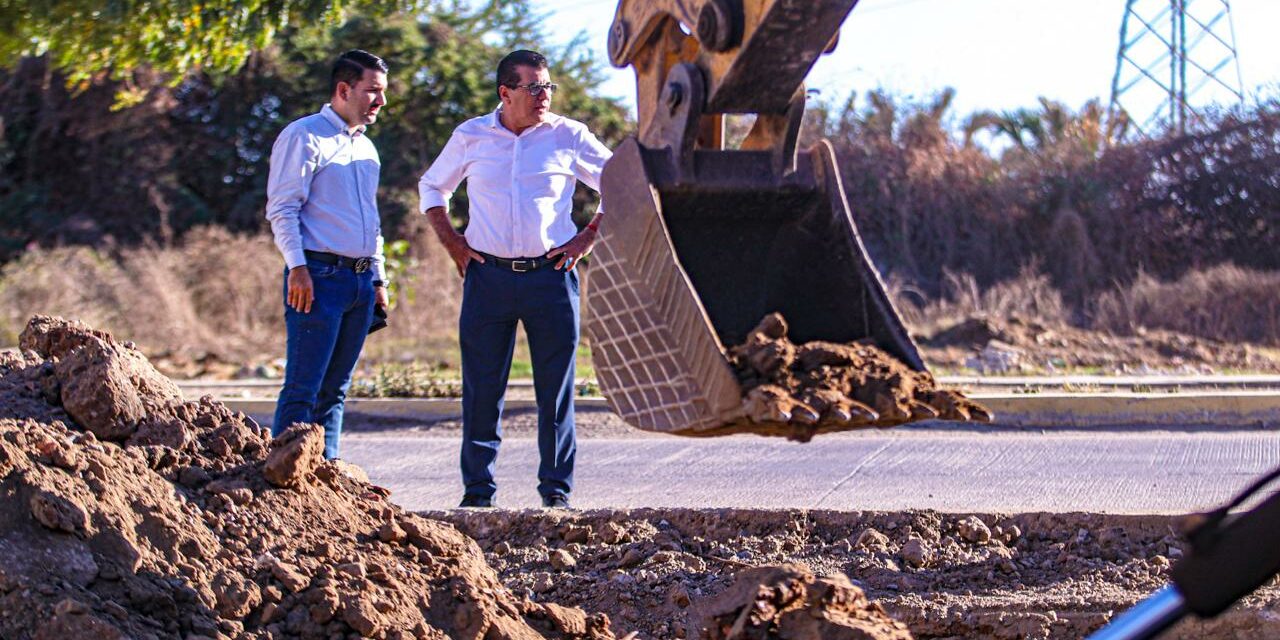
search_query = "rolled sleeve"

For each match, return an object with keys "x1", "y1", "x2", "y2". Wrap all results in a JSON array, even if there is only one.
[
  {"x1": 265, "y1": 127, "x2": 318, "y2": 269},
  {"x1": 419, "y1": 131, "x2": 469, "y2": 214},
  {"x1": 572, "y1": 127, "x2": 612, "y2": 213},
  {"x1": 371, "y1": 233, "x2": 388, "y2": 284}
]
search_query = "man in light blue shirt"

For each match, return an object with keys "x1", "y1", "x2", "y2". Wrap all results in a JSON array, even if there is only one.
[{"x1": 265, "y1": 49, "x2": 390, "y2": 459}]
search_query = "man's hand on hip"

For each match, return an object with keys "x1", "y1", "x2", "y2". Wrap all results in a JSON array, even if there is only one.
[
  {"x1": 547, "y1": 226, "x2": 598, "y2": 271},
  {"x1": 287, "y1": 266, "x2": 314, "y2": 313},
  {"x1": 443, "y1": 233, "x2": 485, "y2": 277},
  {"x1": 374, "y1": 285, "x2": 389, "y2": 309}
]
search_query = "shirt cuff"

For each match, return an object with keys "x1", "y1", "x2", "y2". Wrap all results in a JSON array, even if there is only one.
[
  {"x1": 284, "y1": 249, "x2": 307, "y2": 270},
  {"x1": 420, "y1": 191, "x2": 448, "y2": 213}
]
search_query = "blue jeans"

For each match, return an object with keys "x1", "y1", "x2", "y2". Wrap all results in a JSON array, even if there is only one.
[
  {"x1": 460, "y1": 260, "x2": 579, "y2": 500},
  {"x1": 272, "y1": 258, "x2": 375, "y2": 459}
]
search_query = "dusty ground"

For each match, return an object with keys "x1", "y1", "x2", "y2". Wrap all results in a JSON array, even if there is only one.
[
  {"x1": 921, "y1": 314, "x2": 1280, "y2": 374},
  {"x1": 438, "y1": 508, "x2": 1280, "y2": 640},
  {"x1": 7, "y1": 315, "x2": 1280, "y2": 640}
]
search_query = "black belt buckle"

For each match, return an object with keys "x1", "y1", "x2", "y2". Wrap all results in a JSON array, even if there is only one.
[
  {"x1": 511, "y1": 259, "x2": 534, "y2": 273},
  {"x1": 353, "y1": 257, "x2": 372, "y2": 273}
]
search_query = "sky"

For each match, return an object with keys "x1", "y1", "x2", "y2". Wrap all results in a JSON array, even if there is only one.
[{"x1": 530, "y1": 0, "x2": 1280, "y2": 125}]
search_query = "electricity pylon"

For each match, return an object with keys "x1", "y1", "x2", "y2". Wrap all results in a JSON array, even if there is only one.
[{"x1": 1109, "y1": 0, "x2": 1245, "y2": 136}]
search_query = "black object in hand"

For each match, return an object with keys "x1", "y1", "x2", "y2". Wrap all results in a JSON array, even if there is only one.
[{"x1": 368, "y1": 305, "x2": 388, "y2": 334}]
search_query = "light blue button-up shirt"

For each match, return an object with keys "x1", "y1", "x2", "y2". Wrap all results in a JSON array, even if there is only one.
[{"x1": 266, "y1": 104, "x2": 386, "y2": 282}]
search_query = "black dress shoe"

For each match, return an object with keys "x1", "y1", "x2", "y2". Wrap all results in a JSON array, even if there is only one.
[
  {"x1": 459, "y1": 494, "x2": 495, "y2": 508},
  {"x1": 541, "y1": 494, "x2": 571, "y2": 509}
]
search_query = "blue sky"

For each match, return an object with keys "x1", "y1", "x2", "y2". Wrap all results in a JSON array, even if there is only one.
[{"x1": 532, "y1": 0, "x2": 1280, "y2": 122}]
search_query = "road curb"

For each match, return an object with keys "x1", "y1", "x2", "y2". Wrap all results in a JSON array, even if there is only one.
[{"x1": 218, "y1": 392, "x2": 1280, "y2": 428}]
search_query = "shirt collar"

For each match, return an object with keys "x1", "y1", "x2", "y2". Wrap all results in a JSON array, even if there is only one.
[
  {"x1": 321, "y1": 104, "x2": 366, "y2": 137},
  {"x1": 490, "y1": 105, "x2": 557, "y2": 134}
]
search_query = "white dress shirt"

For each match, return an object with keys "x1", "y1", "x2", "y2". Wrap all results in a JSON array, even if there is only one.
[
  {"x1": 266, "y1": 104, "x2": 387, "y2": 282},
  {"x1": 417, "y1": 108, "x2": 612, "y2": 259}
]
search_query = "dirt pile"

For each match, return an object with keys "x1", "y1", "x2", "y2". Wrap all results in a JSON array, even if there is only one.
[
  {"x1": 439, "y1": 508, "x2": 1280, "y2": 640},
  {"x1": 726, "y1": 314, "x2": 990, "y2": 441},
  {"x1": 922, "y1": 314, "x2": 1280, "y2": 374},
  {"x1": 0, "y1": 316, "x2": 614, "y2": 639}
]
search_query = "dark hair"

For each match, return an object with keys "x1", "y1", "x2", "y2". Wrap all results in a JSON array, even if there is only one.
[
  {"x1": 330, "y1": 50, "x2": 388, "y2": 96},
  {"x1": 496, "y1": 50, "x2": 548, "y2": 98}
]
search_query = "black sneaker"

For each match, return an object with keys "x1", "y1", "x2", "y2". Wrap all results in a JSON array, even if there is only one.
[
  {"x1": 541, "y1": 494, "x2": 571, "y2": 509},
  {"x1": 459, "y1": 494, "x2": 495, "y2": 508}
]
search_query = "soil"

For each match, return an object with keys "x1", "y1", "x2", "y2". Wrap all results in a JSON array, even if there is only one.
[
  {"x1": 921, "y1": 314, "x2": 1280, "y2": 374},
  {"x1": 0, "y1": 316, "x2": 619, "y2": 639},
  {"x1": 0, "y1": 316, "x2": 907, "y2": 640},
  {"x1": 721, "y1": 314, "x2": 990, "y2": 441},
  {"x1": 437, "y1": 508, "x2": 1280, "y2": 640}
]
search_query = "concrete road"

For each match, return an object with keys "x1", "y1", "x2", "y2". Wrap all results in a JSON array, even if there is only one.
[{"x1": 337, "y1": 424, "x2": 1280, "y2": 514}]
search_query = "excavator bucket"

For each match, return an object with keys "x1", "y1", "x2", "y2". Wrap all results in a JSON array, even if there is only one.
[
  {"x1": 586, "y1": 136, "x2": 925, "y2": 435},
  {"x1": 584, "y1": 0, "x2": 986, "y2": 437}
]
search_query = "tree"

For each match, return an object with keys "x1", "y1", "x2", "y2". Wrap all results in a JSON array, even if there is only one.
[
  {"x1": 0, "y1": 1, "x2": 630, "y2": 257},
  {"x1": 0, "y1": 0, "x2": 426, "y2": 91}
]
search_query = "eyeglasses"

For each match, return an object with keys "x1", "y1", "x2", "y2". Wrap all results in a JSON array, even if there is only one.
[{"x1": 507, "y1": 82, "x2": 558, "y2": 97}]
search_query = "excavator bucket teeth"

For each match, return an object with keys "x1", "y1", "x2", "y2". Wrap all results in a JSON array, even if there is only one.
[{"x1": 584, "y1": 136, "x2": 927, "y2": 436}]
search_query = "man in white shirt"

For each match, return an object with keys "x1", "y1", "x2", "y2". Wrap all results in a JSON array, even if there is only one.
[
  {"x1": 419, "y1": 50, "x2": 612, "y2": 509},
  {"x1": 265, "y1": 49, "x2": 390, "y2": 459}
]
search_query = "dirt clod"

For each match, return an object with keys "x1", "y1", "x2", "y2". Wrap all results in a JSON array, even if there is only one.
[
  {"x1": 691, "y1": 564, "x2": 913, "y2": 639},
  {"x1": 262, "y1": 423, "x2": 325, "y2": 488}
]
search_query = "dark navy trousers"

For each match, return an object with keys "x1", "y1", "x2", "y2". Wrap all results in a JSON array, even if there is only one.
[
  {"x1": 459, "y1": 259, "x2": 579, "y2": 500},
  {"x1": 272, "y1": 258, "x2": 375, "y2": 459}
]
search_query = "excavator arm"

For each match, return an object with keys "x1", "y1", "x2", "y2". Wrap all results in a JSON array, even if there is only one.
[{"x1": 585, "y1": 0, "x2": 982, "y2": 438}]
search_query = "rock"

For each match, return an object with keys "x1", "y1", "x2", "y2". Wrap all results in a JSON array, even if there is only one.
[
  {"x1": 309, "y1": 585, "x2": 340, "y2": 624},
  {"x1": 549, "y1": 549, "x2": 577, "y2": 571},
  {"x1": 600, "y1": 522, "x2": 628, "y2": 545},
  {"x1": 29, "y1": 489, "x2": 87, "y2": 534},
  {"x1": 540, "y1": 602, "x2": 589, "y2": 635},
  {"x1": 619, "y1": 546, "x2": 645, "y2": 568},
  {"x1": 336, "y1": 561, "x2": 366, "y2": 580},
  {"x1": 270, "y1": 561, "x2": 311, "y2": 593},
  {"x1": 341, "y1": 594, "x2": 382, "y2": 637},
  {"x1": 128, "y1": 419, "x2": 191, "y2": 450},
  {"x1": 958, "y1": 516, "x2": 992, "y2": 544},
  {"x1": 378, "y1": 521, "x2": 406, "y2": 544},
  {"x1": 33, "y1": 609, "x2": 126, "y2": 640},
  {"x1": 855, "y1": 527, "x2": 891, "y2": 552},
  {"x1": 211, "y1": 571, "x2": 261, "y2": 618},
  {"x1": 689, "y1": 564, "x2": 913, "y2": 640},
  {"x1": 562, "y1": 524, "x2": 592, "y2": 544},
  {"x1": 19, "y1": 316, "x2": 113, "y2": 360},
  {"x1": 263, "y1": 424, "x2": 325, "y2": 488},
  {"x1": 901, "y1": 537, "x2": 931, "y2": 568},
  {"x1": 177, "y1": 465, "x2": 211, "y2": 487},
  {"x1": 493, "y1": 541, "x2": 512, "y2": 556}
]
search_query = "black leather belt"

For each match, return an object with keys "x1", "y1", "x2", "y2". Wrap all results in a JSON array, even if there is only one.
[
  {"x1": 304, "y1": 250, "x2": 373, "y2": 273},
  {"x1": 480, "y1": 252, "x2": 554, "y2": 273}
]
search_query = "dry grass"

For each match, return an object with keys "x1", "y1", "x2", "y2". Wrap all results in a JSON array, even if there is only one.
[
  {"x1": 893, "y1": 265, "x2": 1069, "y2": 336},
  {"x1": 0, "y1": 227, "x2": 465, "y2": 364},
  {"x1": 1092, "y1": 264, "x2": 1280, "y2": 346},
  {"x1": 0, "y1": 227, "x2": 278, "y2": 357},
  {"x1": 6, "y1": 230, "x2": 1280, "y2": 373}
]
